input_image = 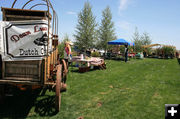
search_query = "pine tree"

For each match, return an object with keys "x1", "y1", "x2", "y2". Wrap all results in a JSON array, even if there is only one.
[
  {"x1": 99, "y1": 6, "x2": 116, "y2": 52},
  {"x1": 132, "y1": 27, "x2": 140, "y2": 43},
  {"x1": 74, "y1": 1, "x2": 97, "y2": 52},
  {"x1": 132, "y1": 27, "x2": 143, "y2": 52}
]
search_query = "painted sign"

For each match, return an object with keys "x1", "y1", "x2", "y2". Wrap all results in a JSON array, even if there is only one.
[{"x1": 1, "y1": 20, "x2": 52, "y2": 61}]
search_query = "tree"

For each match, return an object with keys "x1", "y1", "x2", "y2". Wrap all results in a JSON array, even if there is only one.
[
  {"x1": 132, "y1": 27, "x2": 152, "y2": 53},
  {"x1": 132, "y1": 27, "x2": 142, "y2": 52},
  {"x1": 98, "y1": 6, "x2": 116, "y2": 52},
  {"x1": 74, "y1": 1, "x2": 97, "y2": 51},
  {"x1": 141, "y1": 32, "x2": 152, "y2": 45},
  {"x1": 141, "y1": 32, "x2": 152, "y2": 55},
  {"x1": 63, "y1": 34, "x2": 71, "y2": 42},
  {"x1": 132, "y1": 27, "x2": 140, "y2": 44}
]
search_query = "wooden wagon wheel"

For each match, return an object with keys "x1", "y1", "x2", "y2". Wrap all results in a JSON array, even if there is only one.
[
  {"x1": 55, "y1": 64, "x2": 62, "y2": 112},
  {"x1": 62, "y1": 59, "x2": 68, "y2": 83}
]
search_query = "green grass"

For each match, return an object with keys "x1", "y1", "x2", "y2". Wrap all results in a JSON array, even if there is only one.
[{"x1": 1, "y1": 58, "x2": 180, "y2": 119}]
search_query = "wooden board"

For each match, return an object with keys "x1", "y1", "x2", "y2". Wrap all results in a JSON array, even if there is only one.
[
  {"x1": 0, "y1": 79, "x2": 41, "y2": 85},
  {"x1": 43, "y1": 48, "x2": 59, "y2": 84},
  {"x1": 1, "y1": 7, "x2": 52, "y2": 21},
  {"x1": 2, "y1": 60, "x2": 42, "y2": 82}
]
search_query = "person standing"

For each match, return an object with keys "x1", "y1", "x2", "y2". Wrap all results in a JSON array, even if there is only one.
[
  {"x1": 124, "y1": 44, "x2": 128, "y2": 62},
  {"x1": 64, "y1": 42, "x2": 72, "y2": 67}
]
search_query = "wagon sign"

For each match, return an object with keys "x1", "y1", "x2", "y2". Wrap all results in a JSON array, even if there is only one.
[{"x1": 1, "y1": 20, "x2": 52, "y2": 61}]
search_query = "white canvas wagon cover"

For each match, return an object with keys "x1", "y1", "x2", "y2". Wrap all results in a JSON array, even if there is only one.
[{"x1": 0, "y1": 20, "x2": 52, "y2": 61}]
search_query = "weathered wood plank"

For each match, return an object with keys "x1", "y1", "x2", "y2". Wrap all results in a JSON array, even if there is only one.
[
  {"x1": 2, "y1": 7, "x2": 52, "y2": 21},
  {"x1": 3, "y1": 77, "x2": 39, "y2": 81},
  {"x1": 0, "y1": 79, "x2": 41, "y2": 85},
  {"x1": 5, "y1": 15, "x2": 47, "y2": 21},
  {"x1": 3, "y1": 60, "x2": 41, "y2": 81},
  {"x1": 5, "y1": 63, "x2": 38, "y2": 68}
]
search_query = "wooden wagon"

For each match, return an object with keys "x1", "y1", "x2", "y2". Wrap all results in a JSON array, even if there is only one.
[{"x1": 0, "y1": 0, "x2": 67, "y2": 112}]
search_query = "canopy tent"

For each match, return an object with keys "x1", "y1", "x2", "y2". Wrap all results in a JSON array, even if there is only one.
[{"x1": 108, "y1": 39, "x2": 134, "y2": 46}]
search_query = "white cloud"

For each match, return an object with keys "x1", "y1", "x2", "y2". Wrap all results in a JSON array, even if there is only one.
[
  {"x1": 118, "y1": 0, "x2": 131, "y2": 15},
  {"x1": 119, "y1": 0, "x2": 129, "y2": 10},
  {"x1": 66, "y1": 11, "x2": 77, "y2": 15}
]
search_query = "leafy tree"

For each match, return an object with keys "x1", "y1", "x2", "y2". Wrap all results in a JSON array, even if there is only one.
[
  {"x1": 141, "y1": 32, "x2": 152, "y2": 45},
  {"x1": 132, "y1": 27, "x2": 152, "y2": 53},
  {"x1": 74, "y1": 1, "x2": 97, "y2": 51},
  {"x1": 140, "y1": 32, "x2": 152, "y2": 55},
  {"x1": 98, "y1": 6, "x2": 116, "y2": 52}
]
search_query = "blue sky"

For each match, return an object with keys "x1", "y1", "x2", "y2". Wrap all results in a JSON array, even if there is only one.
[{"x1": 0, "y1": 0, "x2": 180, "y2": 49}]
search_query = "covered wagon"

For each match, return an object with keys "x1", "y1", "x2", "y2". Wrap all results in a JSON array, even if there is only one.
[{"x1": 0, "y1": 0, "x2": 67, "y2": 111}]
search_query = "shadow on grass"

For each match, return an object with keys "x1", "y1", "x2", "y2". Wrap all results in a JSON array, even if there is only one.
[
  {"x1": 104, "y1": 57, "x2": 127, "y2": 62},
  {"x1": 70, "y1": 67, "x2": 105, "y2": 74},
  {"x1": 0, "y1": 88, "x2": 58, "y2": 118},
  {"x1": 70, "y1": 69, "x2": 79, "y2": 73},
  {"x1": 34, "y1": 95, "x2": 57, "y2": 116},
  {"x1": 0, "y1": 89, "x2": 41, "y2": 118}
]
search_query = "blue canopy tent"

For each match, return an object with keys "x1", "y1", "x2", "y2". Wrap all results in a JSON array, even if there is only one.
[
  {"x1": 108, "y1": 39, "x2": 134, "y2": 46},
  {"x1": 107, "y1": 38, "x2": 134, "y2": 62}
]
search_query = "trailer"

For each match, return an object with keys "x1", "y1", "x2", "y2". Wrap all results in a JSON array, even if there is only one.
[{"x1": 0, "y1": 0, "x2": 67, "y2": 112}]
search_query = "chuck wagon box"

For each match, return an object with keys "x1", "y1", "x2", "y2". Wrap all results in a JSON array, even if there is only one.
[{"x1": 0, "y1": 3, "x2": 67, "y2": 111}]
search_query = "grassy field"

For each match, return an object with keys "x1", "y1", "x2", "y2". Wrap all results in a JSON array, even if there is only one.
[{"x1": 0, "y1": 58, "x2": 180, "y2": 119}]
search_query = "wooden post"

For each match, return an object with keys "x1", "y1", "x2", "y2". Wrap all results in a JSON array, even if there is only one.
[{"x1": 38, "y1": 60, "x2": 42, "y2": 80}]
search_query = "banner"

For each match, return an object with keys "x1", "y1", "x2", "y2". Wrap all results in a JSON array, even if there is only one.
[{"x1": 0, "y1": 20, "x2": 52, "y2": 61}]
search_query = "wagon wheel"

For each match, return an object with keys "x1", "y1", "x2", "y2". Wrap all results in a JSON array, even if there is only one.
[
  {"x1": 62, "y1": 59, "x2": 68, "y2": 83},
  {"x1": 55, "y1": 64, "x2": 62, "y2": 112}
]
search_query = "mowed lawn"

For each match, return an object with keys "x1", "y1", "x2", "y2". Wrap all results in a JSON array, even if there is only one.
[
  {"x1": 1, "y1": 58, "x2": 179, "y2": 119},
  {"x1": 32, "y1": 58, "x2": 180, "y2": 119}
]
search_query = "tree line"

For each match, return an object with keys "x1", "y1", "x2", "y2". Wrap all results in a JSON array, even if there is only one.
[{"x1": 60, "y1": 1, "x2": 152, "y2": 54}]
